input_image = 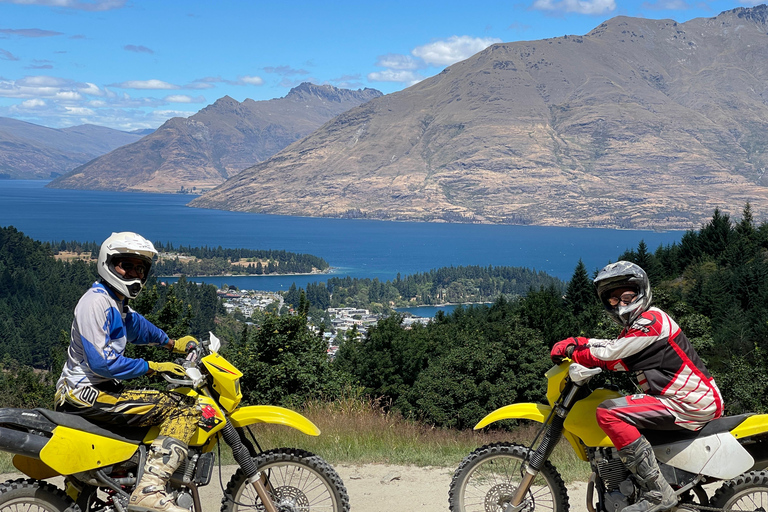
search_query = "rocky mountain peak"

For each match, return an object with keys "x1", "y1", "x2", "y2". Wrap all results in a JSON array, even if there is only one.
[
  {"x1": 732, "y1": 3, "x2": 768, "y2": 24},
  {"x1": 47, "y1": 85, "x2": 382, "y2": 194},
  {"x1": 286, "y1": 82, "x2": 382, "y2": 103}
]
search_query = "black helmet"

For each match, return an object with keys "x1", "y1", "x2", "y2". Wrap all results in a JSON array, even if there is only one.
[{"x1": 594, "y1": 261, "x2": 652, "y2": 327}]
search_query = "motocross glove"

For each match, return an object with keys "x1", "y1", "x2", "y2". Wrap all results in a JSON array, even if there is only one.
[
  {"x1": 147, "y1": 361, "x2": 187, "y2": 377},
  {"x1": 172, "y1": 335, "x2": 199, "y2": 354},
  {"x1": 550, "y1": 337, "x2": 583, "y2": 364}
]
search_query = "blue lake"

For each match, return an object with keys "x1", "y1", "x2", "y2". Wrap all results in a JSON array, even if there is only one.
[
  {"x1": 0, "y1": 180, "x2": 685, "y2": 290},
  {"x1": 395, "y1": 304, "x2": 491, "y2": 317}
]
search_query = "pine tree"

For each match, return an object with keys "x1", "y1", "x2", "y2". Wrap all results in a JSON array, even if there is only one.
[{"x1": 564, "y1": 259, "x2": 595, "y2": 317}]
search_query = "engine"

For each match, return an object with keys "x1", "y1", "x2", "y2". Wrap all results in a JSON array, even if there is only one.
[{"x1": 593, "y1": 448, "x2": 635, "y2": 512}]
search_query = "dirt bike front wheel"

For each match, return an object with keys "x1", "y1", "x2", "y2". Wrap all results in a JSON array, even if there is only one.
[
  {"x1": 449, "y1": 442, "x2": 569, "y2": 512},
  {"x1": 710, "y1": 471, "x2": 768, "y2": 511},
  {"x1": 0, "y1": 478, "x2": 76, "y2": 512},
  {"x1": 221, "y1": 447, "x2": 350, "y2": 512}
]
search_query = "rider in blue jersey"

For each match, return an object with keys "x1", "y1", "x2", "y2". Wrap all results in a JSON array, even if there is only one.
[{"x1": 55, "y1": 232, "x2": 200, "y2": 512}]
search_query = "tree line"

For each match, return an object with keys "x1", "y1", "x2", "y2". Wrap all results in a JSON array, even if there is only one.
[
  {"x1": 45, "y1": 239, "x2": 329, "y2": 276},
  {"x1": 283, "y1": 265, "x2": 564, "y2": 313}
]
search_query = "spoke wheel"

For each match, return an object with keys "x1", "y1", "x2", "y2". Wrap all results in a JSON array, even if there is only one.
[
  {"x1": 0, "y1": 479, "x2": 77, "y2": 512},
  {"x1": 711, "y1": 472, "x2": 768, "y2": 512},
  {"x1": 221, "y1": 448, "x2": 349, "y2": 512},
  {"x1": 449, "y1": 442, "x2": 569, "y2": 512}
]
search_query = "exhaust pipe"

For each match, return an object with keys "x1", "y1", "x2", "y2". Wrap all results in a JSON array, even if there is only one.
[{"x1": 0, "y1": 426, "x2": 48, "y2": 459}]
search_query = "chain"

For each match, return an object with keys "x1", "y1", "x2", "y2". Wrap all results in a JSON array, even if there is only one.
[{"x1": 677, "y1": 503, "x2": 729, "y2": 512}]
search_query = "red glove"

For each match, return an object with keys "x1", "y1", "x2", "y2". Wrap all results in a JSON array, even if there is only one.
[{"x1": 551, "y1": 337, "x2": 582, "y2": 364}]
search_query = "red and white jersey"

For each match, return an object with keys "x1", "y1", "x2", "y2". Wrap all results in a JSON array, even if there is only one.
[{"x1": 571, "y1": 307, "x2": 723, "y2": 430}]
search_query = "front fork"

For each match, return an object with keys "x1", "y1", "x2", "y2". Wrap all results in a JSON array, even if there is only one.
[
  {"x1": 221, "y1": 422, "x2": 278, "y2": 512},
  {"x1": 506, "y1": 380, "x2": 581, "y2": 511}
]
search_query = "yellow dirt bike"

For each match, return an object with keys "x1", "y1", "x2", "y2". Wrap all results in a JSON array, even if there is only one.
[
  {"x1": 450, "y1": 361, "x2": 768, "y2": 512},
  {"x1": 0, "y1": 333, "x2": 350, "y2": 512}
]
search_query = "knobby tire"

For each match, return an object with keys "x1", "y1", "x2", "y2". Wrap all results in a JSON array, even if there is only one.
[
  {"x1": 710, "y1": 471, "x2": 768, "y2": 512},
  {"x1": 449, "y1": 442, "x2": 569, "y2": 512},
  {"x1": 220, "y1": 447, "x2": 350, "y2": 512},
  {"x1": 0, "y1": 478, "x2": 78, "y2": 512}
]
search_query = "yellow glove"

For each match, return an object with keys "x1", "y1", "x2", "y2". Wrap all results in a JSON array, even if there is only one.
[
  {"x1": 147, "y1": 361, "x2": 186, "y2": 377},
  {"x1": 172, "y1": 335, "x2": 198, "y2": 354}
]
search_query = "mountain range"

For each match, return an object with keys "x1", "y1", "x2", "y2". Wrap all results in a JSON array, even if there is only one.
[
  {"x1": 47, "y1": 84, "x2": 382, "y2": 193},
  {"x1": 0, "y1": 118, "x2": 145, "y2": 180},
  {"x1": 190, "y1": 5, "x2": 768, "y2": 230}
]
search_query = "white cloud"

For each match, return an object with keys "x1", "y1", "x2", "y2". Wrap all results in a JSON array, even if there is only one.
[
  {"x1": 375, "y1": 54, "x2": 420, "y2": 70},
  {"x1": 411, "y1": 35, "x2": 502, "y2": 66},
  {"x1": 0, "y1": 73, "x2": 194, "y2": 131},
  {"x1": 237, "y1": 75, "x2": 264, "y2": 85},
  {"x1": 367, "y1": 69, "x2": 423, "y2": 85},
  {"x1": 113, "y1": 79, "x2": 180, "y2": 90},
  {"x1": 164, "y1": 94, "x2": 205, "y2": 103},
  {"x1": 532, "y1": 0, "x2": 616, "y2": 15},
  {"x1": 20, "y1": 98, "x2": 45, "y2": 108},
  {"x1": 55, "y1": 90, "x2": 82, "y2": 100},
  {"x1": 78, "y1": 82, "x2": 103, "y2": 96},
  {"x1": 151, "y1": 109, "x2": 196, "y2": 121},
  {"x1": 63, "y1": 106, "x2": 95, "y2": 115}
]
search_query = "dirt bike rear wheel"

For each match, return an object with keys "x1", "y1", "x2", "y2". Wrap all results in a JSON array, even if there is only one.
[
  {"x1": 0, "y1": 478, "x2": 77, "y2": 512},
  {"x1": 710, "y1": 471, "x2": 768, "y2": 512},
  {"x1": 221, "y1": 447, "x2": 350, "y2": 512},
  {"x1": 449, "y1": 442, "x2": 569, "y2": 512}
]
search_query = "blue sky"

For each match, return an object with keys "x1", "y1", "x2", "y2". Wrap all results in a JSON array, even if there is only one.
[{"x1": 0, "y1": 0, "x2": 762, "y2": 131}]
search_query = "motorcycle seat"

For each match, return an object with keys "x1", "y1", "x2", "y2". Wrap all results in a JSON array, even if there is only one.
[
  {"x1": 641, "y1": 413, "x2": 754, "y2": 445},
  {"x1": 34, "y1": 408, "x2": 150, "y2": 445}
]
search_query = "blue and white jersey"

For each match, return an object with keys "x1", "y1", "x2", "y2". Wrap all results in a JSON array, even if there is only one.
[{"x1": 56, "y1": 282, "x2": 170, "y2": 391}]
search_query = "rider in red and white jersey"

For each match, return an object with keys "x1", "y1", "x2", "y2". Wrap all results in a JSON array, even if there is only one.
[{"x1": 551, "y1": 261, "x2": 723, "y2": 512}]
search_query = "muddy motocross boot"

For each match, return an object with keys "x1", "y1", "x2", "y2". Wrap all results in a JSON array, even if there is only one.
[
  {"x1": 619, "y1": 436, "x2": 678, "y2": 512},
  {"x1": 128, "y1": 436, "x2": 189, "y2": 512}
]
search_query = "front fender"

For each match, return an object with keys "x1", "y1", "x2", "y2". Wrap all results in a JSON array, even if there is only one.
[
  {"x1": 473, "y1": 403, "x2": 552, "y2": 430},
  {"x1": 229, "y1": 405, "x2": 320, "y2": 436},
  {"x1": 473, "y1": 402, "x2": 590, "y2": 462}
]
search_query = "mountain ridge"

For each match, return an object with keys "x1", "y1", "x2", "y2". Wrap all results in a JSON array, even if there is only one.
[
  {"x1": 190, "y1": 5, "x2": 768, "y2": 230},
  {"x1": 0, "y1": 118, "x2": 145, "y2": 180},
  {"x1": 47, "y1": 84, "x2": 382, "y2": 193}
]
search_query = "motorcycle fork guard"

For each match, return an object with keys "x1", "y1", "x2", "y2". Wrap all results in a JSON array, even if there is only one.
[
  {"x1": 508, "y1": 470, "x2": 538, "y2": 511},
  {"x1": 248, "y1": 471, "x2": 278, "y2": 512}
]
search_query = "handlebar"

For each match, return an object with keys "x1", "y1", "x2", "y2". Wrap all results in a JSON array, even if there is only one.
[
  {"x1": 568, "y1": 363, "x2": 602, "y2": 385},
  {"x1": 161, "y1": 332, "x2": 219, "y2": 388}
]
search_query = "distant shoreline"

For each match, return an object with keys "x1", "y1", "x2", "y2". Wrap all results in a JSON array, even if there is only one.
[{"x1": 160, "y1": 268, "x2": 335, "y2": 278}]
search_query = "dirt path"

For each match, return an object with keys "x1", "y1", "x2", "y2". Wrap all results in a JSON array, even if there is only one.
[{"x1": 2, "y1": 464, "x2": 590, "y2": 511}]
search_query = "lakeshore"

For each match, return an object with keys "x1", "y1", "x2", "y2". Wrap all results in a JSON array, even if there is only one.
[{"x1": 1, "y1": 180, "x2": 684, "y2": 284}]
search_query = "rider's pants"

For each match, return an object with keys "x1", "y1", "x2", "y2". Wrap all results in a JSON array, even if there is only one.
[
  {"x1": 596, "y1": 394, "x2": 688, "y2": 450},
  {"x1": 55, "y1": 382, "x2": 201, "y2": 445}
]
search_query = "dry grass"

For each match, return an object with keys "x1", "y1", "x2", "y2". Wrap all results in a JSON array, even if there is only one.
[
  {"x1": 0, "y1": 398, "x2": 591, "y2": 483},
  {"x1": 241, "y1": 398, "x2": 591, "y2": 482}
]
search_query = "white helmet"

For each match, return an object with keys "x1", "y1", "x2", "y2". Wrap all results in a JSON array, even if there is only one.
[
  {"x1": 98, "y1": 232, "x2": 157, "y2": 299},
  {"x1": 593, "y1": 261, "x2": 652, "y2": 327}
]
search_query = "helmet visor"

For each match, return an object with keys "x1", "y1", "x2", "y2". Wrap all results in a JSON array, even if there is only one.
[{"x1": 112, "y1": 256, "x2": 152, "y2": 285}]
